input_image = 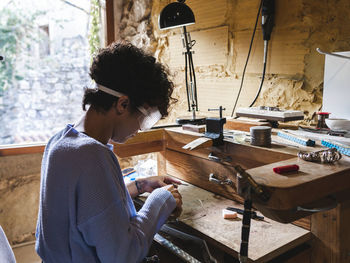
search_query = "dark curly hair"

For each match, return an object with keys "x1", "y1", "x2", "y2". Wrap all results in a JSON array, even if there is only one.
[{"x1": 83, "y1": 42, "x2": 176, "y2": 117}]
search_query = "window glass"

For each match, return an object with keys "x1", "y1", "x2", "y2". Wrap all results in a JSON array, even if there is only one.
[{"x1": 0, "y1": 0, "x2": 104, "y2": 145}]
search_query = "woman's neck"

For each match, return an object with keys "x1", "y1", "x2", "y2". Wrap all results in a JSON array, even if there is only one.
[{"x1": 74, "y1": 108, "x2": 113, "y2": 145}]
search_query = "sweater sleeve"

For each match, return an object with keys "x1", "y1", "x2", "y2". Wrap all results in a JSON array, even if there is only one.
[
  {"x1": 74, "y1": 144, "x2": 176, "y2": 263},
  {"x1": 77, "y1": 188, "x2": 176, "y2": 263}
]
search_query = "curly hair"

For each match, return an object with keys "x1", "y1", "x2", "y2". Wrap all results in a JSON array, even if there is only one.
[{"x1": 82, "y1": 42, "x2": 176, "y2": 117}]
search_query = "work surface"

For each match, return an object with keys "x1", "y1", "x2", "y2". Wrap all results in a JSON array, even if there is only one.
[
  {"x1": 171, "y1": 183, "x2": 310, "y2": 262},
  {"x1": 163, "y1": 128, "x2": 350, "y2": 222},
  {"x1": 116, "y1": 127, "x2": 350, "y2": 222}
]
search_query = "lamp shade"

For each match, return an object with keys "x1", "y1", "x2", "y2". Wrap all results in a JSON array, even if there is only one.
[{"x1": 159, "y1": 2, "x2": 195, "y2": 30}]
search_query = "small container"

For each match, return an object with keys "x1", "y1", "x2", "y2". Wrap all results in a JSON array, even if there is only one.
[
  {"x1": 250, "y1": 126, "x2": 271, "y2": 147},
  {"x1": 234, "y1": 131, "x2": 246, "y2": 143},
  {"x1": 316, "y1": 112, "x2": 330, "y2": 129}
]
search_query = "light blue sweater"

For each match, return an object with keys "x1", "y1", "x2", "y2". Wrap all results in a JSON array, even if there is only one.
[{"x1": 35, "y1": 125, "x2": 176, "y2": 263}]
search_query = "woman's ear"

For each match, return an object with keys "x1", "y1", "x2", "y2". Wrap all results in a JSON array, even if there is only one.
[{"x1": 115, "y1": 96, "x2": 129, "y2": 115}]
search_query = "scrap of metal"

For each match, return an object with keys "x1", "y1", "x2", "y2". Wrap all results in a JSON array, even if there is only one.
[{"x1": 298, "y1": 148, "x2": 342, "y2": 163}]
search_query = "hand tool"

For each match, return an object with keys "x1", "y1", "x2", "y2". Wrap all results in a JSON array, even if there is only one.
[{"x1": 226, "y1": 207, "x2": 264, "y2": 221}]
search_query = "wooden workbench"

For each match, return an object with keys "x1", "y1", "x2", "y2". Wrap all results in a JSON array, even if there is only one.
[{"x1": 114, "y1": 127, "x2": 350, "y2": 262}]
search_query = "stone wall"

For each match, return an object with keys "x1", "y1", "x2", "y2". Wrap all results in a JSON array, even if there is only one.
[
  {"x1": 0, "y1": 36, "x2": 90, "y2": 145},
  {"x1": 0, "y1": 153, "x2": 42, "y2": 245}
]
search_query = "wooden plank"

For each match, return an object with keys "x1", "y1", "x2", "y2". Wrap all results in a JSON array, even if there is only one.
[
  {"x1": 113, "y1": 129, "x2": 165, "y2": 157},
  {"x1": 0, "y1": 144, "x2": 45, "y2": 157},
  {"x1": 247, "y1": 156, "x2": 350, "y2": 220},
  {"x1": 293, "y1": 216, "x2": 311, "y2": 231},
  {"x1": 184, "y1": 0, "x2": 227, "y2": 32},
  {"x1": 120, "y1": 129, "x2": 164, "y2": 144},
  {"x1": 165, "y1": 148, "x2": 244, "y2": 203},
  {"x1": 106, "y1": 0, "x2": 115, "y2": 45},
  {"x1": 224, "y1": 118, "x2": 271, "y2": 132},
  {"x1": 157, "y1": 151, "x2": 167, "y2": 176},
  {"x1": 232, "y1": 0, "x2": 304, "y2": 32},
  {"x1": 113, "y1": 140, "x2": 164, "y2": 158},
  {"x1": 166, "y1": 0, "x2": 228, "y2": 34},
  {"x1": 175, "y1": 183, "x2": 311, "y2": 262},
  {"x1": 311, "y1": 199, "x2": 350, "y2": 262},
  {"x1": 168, "y1": 26, "x2": 228, "y2": 68},
  {"x1": 165, "y1": 128, "x2": 295, "y2": 168},
  {"x1": 194, "y1": 77, "x2": 267, "y2": 121},
  {"x1": 234, "y1": 29, "x2": 309, "y2": 75}
]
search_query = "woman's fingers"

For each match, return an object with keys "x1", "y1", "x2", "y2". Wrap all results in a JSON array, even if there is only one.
[{"x1": 163, "y1": 176, "x2": 182, "y2": 185}]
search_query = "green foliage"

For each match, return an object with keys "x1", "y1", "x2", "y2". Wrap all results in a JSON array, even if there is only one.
[
  {"x1": 88, "y1": 0, "x2": 101, "y2": 58},
  {"x1": 0, "y1": 7, "x2": 44, "y2": 96}
]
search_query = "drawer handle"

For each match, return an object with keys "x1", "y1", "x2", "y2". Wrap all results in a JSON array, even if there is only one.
[
  {"x1": 296, "y1": 196, "x2": 338, "y2": 213},
  {"x1": 208, "y1": 152, "x2": 232, "y2": 163},
  {"x1": 209, "y1": 173, "x2": 233, "y2": 186}
]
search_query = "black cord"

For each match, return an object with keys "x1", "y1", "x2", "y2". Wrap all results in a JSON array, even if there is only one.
[
  {"x1": 231, "y1": 1, "x2": 263, "y2": 117},
  {"x1": 249, "y1": 41, "x2": 268, "y2": 107}
]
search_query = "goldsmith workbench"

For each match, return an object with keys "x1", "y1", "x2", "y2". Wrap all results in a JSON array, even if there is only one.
[{"x1": 114, "y1": 127, "x2": 350, "y2": 262}]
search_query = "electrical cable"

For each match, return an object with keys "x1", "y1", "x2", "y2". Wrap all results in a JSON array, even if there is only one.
[
  {"x1": 184, "y1": 45, "x2": 191, "y2": 111},
  {"x1": 231, "y1": 1, "x2": 263, "y2": 117},
  {"x1": 248, "y1": 40, "x2": 268, "y2": 107}
]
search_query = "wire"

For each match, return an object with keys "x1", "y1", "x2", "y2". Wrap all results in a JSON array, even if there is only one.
[
  {"x1": 231, "y1": 1, "x2": 263, "y2": 117},
  {"x1": 249, "y1": 40, "x2": 268, "y2": 107}
]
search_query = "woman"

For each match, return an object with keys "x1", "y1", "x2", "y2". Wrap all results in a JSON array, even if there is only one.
[{"x1": 35, "y1": 42, "x2": 182, "y2": 263}]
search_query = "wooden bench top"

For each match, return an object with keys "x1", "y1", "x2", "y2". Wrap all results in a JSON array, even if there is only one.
[{"x1": 175, "y1": 183, "x2": 311, "y2": 262}]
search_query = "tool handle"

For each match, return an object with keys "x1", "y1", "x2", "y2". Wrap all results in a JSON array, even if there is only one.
[
  {"x1": 239, "y1": 199, "x2": 252, "y2": 261},
  {"x1": 226, "y1": 207, "x2": 264, "y2": 220},
  {"x1": 273, "y1": 164, "x2": 299, "y2": 174}
]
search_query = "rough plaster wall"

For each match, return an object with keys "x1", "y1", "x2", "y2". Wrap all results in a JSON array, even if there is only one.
[
  {"x1": 0, "y1": 154, "x2": 42, "y2": 244},
  {"x1": 117, "y1": 0, "x2": 350, "y2": 123},
  {"x1": 114, "y1": 0, "x2": 161, "y2": 169}
]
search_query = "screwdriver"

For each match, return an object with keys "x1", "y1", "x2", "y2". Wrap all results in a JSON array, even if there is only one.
[{"x1": 226, "y1": 207, "x2": 264, "y2": 221}]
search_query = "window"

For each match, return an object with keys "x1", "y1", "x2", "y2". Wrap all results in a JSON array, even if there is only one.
[
  {"x1": 0, "y1": 0, "x2": 104, "y2": 145},
  {"x1": 39, "y1": 25, "x2": 50, "y2": 58}
]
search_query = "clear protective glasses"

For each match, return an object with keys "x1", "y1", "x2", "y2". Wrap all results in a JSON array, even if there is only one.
[
  {"x1": 136, "y1": 106, "x2": 162, "y2": 131},
  {"x1": 97, "y1": 84, "x2": 161, "y2": 131}
]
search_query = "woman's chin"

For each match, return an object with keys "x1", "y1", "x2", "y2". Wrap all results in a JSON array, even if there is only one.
[{"x1": 112, "y1": 134, "x2": 135, "y2": 144}]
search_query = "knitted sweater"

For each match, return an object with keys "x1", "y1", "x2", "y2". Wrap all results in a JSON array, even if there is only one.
[{"x1": 35, "y1": 125, "x2": 176, "y2": 263}]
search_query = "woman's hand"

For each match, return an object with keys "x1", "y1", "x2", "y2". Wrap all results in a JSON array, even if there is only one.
[
  {"x1": 135, "y1": 175, "x2": 182, "y2": 194},
  {"x1": 127, "y1": 176, "x2": 183, "y2": 218},
  {"x1": 162, "y1": 184, "x2": 183, "y2": 219}
]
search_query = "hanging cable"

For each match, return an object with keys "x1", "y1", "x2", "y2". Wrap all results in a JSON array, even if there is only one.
[
  {"x1": 231, "y1": 1, "x2": 262, "y2": 117},
  {"x1": 248, "y1": 40, "x2": 268, "y2": 107}
]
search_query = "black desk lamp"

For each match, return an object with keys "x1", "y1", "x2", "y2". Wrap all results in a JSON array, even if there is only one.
[{"x1": 159, "y1": 0, "x2": 206, "y2": 125}]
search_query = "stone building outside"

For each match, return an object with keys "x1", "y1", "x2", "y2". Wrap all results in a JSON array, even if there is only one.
[{"x1": 0, "y1": 0, "x2": 94, "y2": 145}]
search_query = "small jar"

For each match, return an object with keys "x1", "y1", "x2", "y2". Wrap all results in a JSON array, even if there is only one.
[{"x1": 316, "y1": 112, "x2": 330, "y2": 129}]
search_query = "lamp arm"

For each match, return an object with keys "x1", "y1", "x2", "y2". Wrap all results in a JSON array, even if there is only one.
[
  {"x1": 188, "y1": 52, "x2": 198, "y2": 111},
  {"x1": 182, "y1": 26, "x2": 199, "y2": 113},
  {"x1": 184, "y1": 49, "x2": 191, "y2": 111}
]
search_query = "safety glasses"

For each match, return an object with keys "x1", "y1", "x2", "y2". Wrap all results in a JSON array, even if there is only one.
[
  {"x1": 136, "y1": 106, "x2": 162, "y2": 131},
  {"x1": 97, "y1": 84, "x2": 161, "y2": 131}
]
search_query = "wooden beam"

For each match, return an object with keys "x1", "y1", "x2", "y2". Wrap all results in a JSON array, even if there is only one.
[
  {"x1": 112, "y1": 129, "x2": 165, "y2": 157},
  {"x1": 0, "y1": 143, "x2": 45, "y2": 156},
  {"x1": 106, "y1": 0, "x2": 115, "y2": 45}
]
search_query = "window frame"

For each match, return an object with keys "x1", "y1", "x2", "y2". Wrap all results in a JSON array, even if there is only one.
[{"x1": 0, "y1": 0, "x2": 116, "y2": 155}]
